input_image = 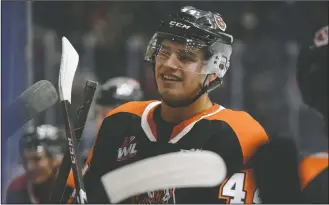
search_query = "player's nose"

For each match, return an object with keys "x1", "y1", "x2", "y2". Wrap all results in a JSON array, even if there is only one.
[{"x1": 163, "y1": 54, "x2": 180, "y2": 70}]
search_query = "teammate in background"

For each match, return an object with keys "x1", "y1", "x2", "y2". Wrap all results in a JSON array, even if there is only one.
[
  {"x1": 80, "y1": 77, "x2": 144, "y2": 162},
  {"x1": 219, "y1": 25, "x2": 329, "y2": 204},
  {"x1": 251, "y1": 25, "x2": 328, "y2": 204},
  {"x1": 297, "y1": 25, "x2": 328, "y2": 203},
  {"x1": 94, "y1": 77, "x2": 144, "y2": 133},
  {"x1": 6, "y1": 124, "x2": 67, "y2": 203},
  {"x1": 67, "y1": 6, "x2": 269, "y2": 203}
]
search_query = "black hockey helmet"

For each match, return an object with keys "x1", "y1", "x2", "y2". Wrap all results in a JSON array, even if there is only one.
[
  {"x1": 144, "y1": 6, "x2": 233, "y2": 107},
  {"x1": 96, "y1": 77, "x2": 144, "y2": 107},
  {"x1": 19, "y1": 124, "x2": 67, "y2": 158},
  {"x1": 296, "y1": 25, "x2": 328, "y2": 118}
]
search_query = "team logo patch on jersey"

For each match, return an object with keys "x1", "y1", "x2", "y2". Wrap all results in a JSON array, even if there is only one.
[
  {"x1": 214, "y1": 15, "x2": 226, "y2": 32},
  {"x1": 117, "y1": 136, "x2": 137, "y2": 161}
]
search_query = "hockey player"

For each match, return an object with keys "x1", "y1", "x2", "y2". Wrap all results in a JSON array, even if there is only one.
[
  {"x1": 66, "y1": 6, "x2": 269, "y2": 203},
  {"x1": 297, "y1": 25, "x2": 328, "y2": 203},
  {"x1": 251, "y1": 25, "x2": 328, "y2": 204},
  {"x1": 6, "y1": 124, "x2": 67, "y2": 203}
]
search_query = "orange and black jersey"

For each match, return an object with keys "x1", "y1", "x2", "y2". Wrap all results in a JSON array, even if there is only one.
[
  {"x1": 66, "y1": 100, "x2": 268, "y2": 203},
  {"x1": 299, "y1": 151, "x2": 328, "y2": 203}
]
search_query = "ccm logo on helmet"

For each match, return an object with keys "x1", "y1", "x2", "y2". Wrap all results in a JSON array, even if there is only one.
[{"x1": 169, "y1": 21, "x2": 191, "y2": 29}]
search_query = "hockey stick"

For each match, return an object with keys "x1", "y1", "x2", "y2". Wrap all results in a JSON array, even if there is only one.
[
  {"x1": 50, "y1": 80, "x2": 98, "y2": 203},
  {"x1": 57, "y1": 37, "x2": 87, "y2": 204},
  {"x1": 74, "y1": 81, "x2": 98, "y2": 145},
  {"x1": 101, "y1": 150, "x2": 227, "y2": 203}
]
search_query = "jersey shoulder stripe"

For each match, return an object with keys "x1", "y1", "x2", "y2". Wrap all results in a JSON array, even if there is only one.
[
  {"x1": 105, "y1": 100, "x2": 158, "y2": 119},
  {"x1": 299, "y1": 152, "x2": 328, "y2": 189},
  {"x1": 206, "y1": 109, "x2": 269, "y2": 164}
]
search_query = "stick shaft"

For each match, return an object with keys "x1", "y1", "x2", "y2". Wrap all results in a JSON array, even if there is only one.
[
  {"x1": 50, "y1": 81, "x2": 97, "y2": 203},
  {"x1": 61, "y1": 100, "x2": 87, "y2": 203}
]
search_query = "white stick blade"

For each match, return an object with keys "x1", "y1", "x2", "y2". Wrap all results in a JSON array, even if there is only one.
[
  {"x1": 59, "y1": 37, "x2": 79, "y2": 103},
  {"x1": 101, "y1": 151, "x2": 227, "y2": 203}
]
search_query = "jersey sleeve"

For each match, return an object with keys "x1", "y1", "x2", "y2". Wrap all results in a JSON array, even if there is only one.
[{"x1": 299, "y1": 155, "x2": 328, "y2": 203}]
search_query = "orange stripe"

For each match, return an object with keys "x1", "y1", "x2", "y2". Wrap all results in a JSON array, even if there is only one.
[
  {"x1": 105, "y1": 100, "x2": 157, "y2": 118},
  {"x1": 206, "y1": 109, "x2": 269, "y2": 164},
  {"x1": 299, "y1": 155, "x2": 328, "y2": 189},
  {"x1": 169, "y1": 104, "x2": 220, "y2": 141},
  {"x1": 66, "y1": 101, "x2": 155, "y2": 189}
]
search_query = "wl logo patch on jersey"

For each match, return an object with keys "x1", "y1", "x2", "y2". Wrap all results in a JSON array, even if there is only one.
[
  {"x1": 214, "y1": 15, "x2": 226, "y2": 32},
  {"x1": 117, "y1": 136, "x2": 137, "y2": 161}
]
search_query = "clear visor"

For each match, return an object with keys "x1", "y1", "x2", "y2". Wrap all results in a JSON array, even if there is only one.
[{"x1": 145, "y1": 32, "x2": 227, "y2": 76}]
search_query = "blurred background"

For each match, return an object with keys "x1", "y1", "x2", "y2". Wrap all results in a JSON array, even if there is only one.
[{"x1": 2, "y1": 1, "x2": 328, "y2": 201}]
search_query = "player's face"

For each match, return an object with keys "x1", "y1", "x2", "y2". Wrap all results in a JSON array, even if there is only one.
[
  {"x1": 23, "y1": 150, "x2": 54, "y2": 184},
  {"x1": 155, "y1": 39, "x2": 205, "y2": 105}
]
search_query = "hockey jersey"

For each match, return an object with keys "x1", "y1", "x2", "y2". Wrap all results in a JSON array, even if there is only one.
[{"x1": 66, "y1": 100, "x2": 269, "y2": 203}]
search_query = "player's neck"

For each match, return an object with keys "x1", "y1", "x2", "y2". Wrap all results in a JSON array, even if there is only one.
[{"x1": 160, "y1": 94, "x2": 213, "y2": 124}]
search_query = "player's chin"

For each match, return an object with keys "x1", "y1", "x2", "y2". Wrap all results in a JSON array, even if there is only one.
[
  {"x1": 160, "y1": 90, "x2": 186, "y2": 104},
  {"x1": 159, "y1": 86, "x2": 180, "y2": 96}
]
